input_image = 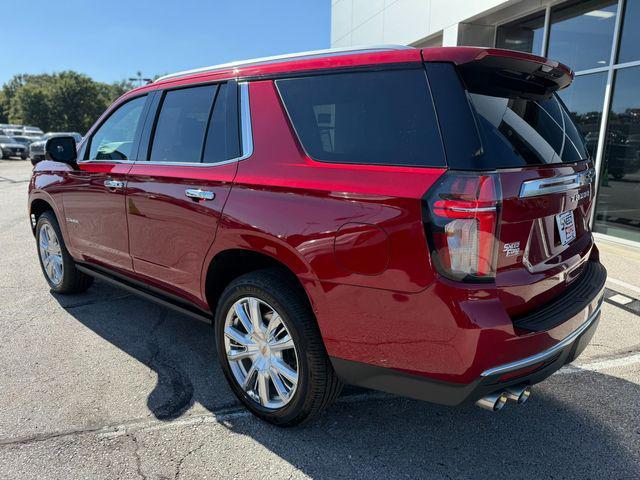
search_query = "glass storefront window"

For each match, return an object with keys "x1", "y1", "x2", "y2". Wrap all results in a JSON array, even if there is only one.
[
  {"x1": 548, "y1": 0, "x2": 618, "y2": 72},
  {"x1": 617, "y1": 0, "x2": 640, "y2": 64},
  {"x1": 594, "y1": 66, "x2": 640, "y2": 243},
  {"x1": 557, "y1": 72, "x2": 608, "y2": 159},
  {"x1": 496, "y1": 12, "x2": 545, "y2": 55}
]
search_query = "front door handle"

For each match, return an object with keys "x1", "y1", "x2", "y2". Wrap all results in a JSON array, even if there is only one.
[
  {"x1": 104, "y1": 179, "x2": 125, "y2": 190},
  {"x1": 185, "y1": 188, "x2": 215, "y2": 201}
]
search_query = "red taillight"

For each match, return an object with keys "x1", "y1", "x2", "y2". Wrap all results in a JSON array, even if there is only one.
[{"x1": 423, "y1": 171, "x2": 501, "y2": 282}]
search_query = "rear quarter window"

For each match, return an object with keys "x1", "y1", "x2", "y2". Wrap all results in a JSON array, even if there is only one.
[{"x1": 276, "y1": 68, "x2": 446, "y2": 168}]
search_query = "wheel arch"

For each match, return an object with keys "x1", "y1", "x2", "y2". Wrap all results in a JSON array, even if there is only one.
[
  {"x1": 203, "y1": 248, "x2": 318, "y2": 321},
  {"x1": 29, "y1": 197, "x2": 56, "y2": 234}
]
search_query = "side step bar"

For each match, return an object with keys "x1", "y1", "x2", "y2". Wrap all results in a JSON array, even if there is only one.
[{"x1": 76, "y1": 264, "x2": 212, "y2": 324}]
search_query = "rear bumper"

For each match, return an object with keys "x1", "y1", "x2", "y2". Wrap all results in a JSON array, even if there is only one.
[
  {"x1": 331, "y1": 296, "x2": 602, "y2": 405},
  {"x1": 325, "y1": 259, "x2": 606, "y2": 406}
]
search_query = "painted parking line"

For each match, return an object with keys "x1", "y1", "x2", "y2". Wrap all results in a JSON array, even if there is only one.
[
  {"x1": 557, "y1": 352, "x2": 640, "y2": 375},
  {"x1": 607, "y1": 277, "x2": 640, "y2": 296},
  {"x1": 604, "y1": 287, "x2": 640, "y2": 316}
]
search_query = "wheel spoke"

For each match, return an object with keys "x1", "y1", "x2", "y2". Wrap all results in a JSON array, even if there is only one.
[
  {"x1": 52, "y1": 261, "x2": 62, "y2": 282},
  {"x1": 266, "y1": 314, "x2": 283, "y2": 337},
  {"x1": 227, "y1": 347, "x2": 257, "y2": 362},
  {"x1": 269, "y1": 369, "x2": 289, "y2": 401},
  {"x1": 269, "y1": 334, "x2": 294, "y2": 352},
  {"x1": 234, "y1": 302, "x2": 253, "y2": 334},
  {"x1": 257, "y1": 371, "x2": 270, "y2": 405},
  {"x1": 272, "y1": 358, "x2": 298, "y2": 384},
  {"x1": 224, "y1": 326, "x2": 253, "y2": 347},
  {"x1": 45, "y1": 258, "x2": 55, "y2": 278},
  {"x1": 242, "y1": 363, "x2": 258, "y2": 390},
  {"x1": 248, "y1": 298, "x2": 263, "y2": 334}
]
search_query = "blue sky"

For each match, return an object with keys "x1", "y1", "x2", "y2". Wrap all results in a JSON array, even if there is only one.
[{"x1": 2, "y1": 0, "x2": 330, "y2": 85}]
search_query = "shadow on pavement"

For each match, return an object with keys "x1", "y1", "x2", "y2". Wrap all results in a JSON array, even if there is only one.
[{"x1": 54, "y1": 279, "x2": 640, "y2": 479}]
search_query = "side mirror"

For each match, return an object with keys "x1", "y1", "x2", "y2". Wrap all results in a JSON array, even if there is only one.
[{"x1": 45, "y1": 136, "x2": 78, "y2": 167}]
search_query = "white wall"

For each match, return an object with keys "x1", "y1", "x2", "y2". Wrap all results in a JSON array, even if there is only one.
[{"x1": 331, "y1": 0, "x2": 548, "y2": 47}]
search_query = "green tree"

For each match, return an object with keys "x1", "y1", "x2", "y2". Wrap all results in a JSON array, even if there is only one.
[{"x1": 1, "y1": 72, "x2": 134, "y2": 133}]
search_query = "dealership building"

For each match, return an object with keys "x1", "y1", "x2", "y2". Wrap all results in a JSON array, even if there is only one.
[{"x1": 331, "y1": 0, "x2": 640, "y2": 246}]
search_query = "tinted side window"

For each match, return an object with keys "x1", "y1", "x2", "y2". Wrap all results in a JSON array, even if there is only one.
[
  {"x1": 150, "y1": 85, "x2": 217, "y2": 163},
  {"x1": 89, "y1": 96, "x2": 146, "y2": 160},
  {"x1": 203, "y1": 83, "x2": 240, "y2": 163},
  {"x1": 276, "y1": 69, "x2": 445, "y2": 167}
]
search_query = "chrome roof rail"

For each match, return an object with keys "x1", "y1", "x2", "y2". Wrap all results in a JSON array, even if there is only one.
[{"x1": 154, "y1": 45, "x2": 413, "y2": 83}]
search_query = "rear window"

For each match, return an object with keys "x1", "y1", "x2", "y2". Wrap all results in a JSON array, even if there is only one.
[
  {"x1": 469, "y1": 92, "x2": 589, "y2": 167},
  {"x1": 150, "y1": 85, "x2": 216, "y2": 164},
  {"x1": 276, "y1": 69, "x2": 445, "y2": 167}
]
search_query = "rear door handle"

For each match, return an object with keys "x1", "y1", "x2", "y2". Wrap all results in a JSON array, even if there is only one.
[
  {"x1": 185, "y1": 188, "x2": 215, "y2": 201},
  {"x1": 104, "y1": 179, "x2": 125, "y2": 190}
]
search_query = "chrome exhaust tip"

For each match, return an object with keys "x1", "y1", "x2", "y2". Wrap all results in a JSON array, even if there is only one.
[
  {"x1": 504, "y1": 384, "x2": 531, "y2": 404},
  {"x1": 475, "y1": 391, "x2": 508, "y2": 412}
]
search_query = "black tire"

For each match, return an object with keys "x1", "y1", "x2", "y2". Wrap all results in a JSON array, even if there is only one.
[
  {"x1": 214, "y1": 269, "x2": 342, "y2": 426},
  {"x1": 35, "y1": 211, "x2": 93, "y2": 294}
]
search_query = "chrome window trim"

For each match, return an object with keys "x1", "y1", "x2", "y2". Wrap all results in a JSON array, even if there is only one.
[
  {"x1": 480, "y1": 291, "x2": 604, "y2": 378},
  {"x1": 79, "y1": 83, "x2": 253, "y2": 168},
  {"x1": 519, "y1": 167, "x2": 595, "y2": 198},
  {"x1": 78, "y1": 159, "x2": 135, "y2": 165}
]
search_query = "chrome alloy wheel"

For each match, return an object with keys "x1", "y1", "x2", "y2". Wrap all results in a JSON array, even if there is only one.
[
  {"x1": 224, "y1": 297, "x2": 299, "y2": 409},
  {"x1": 38, "y1": 223, "x2": 63, "y2": 285}
]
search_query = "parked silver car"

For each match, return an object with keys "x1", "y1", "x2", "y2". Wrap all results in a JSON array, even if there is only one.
[
  {"x1": 22, "y1": 126, "x2": 44, "y2": 138},
  {"x1": 0, "y1": 135, "x2": 28, "y2": 159}
]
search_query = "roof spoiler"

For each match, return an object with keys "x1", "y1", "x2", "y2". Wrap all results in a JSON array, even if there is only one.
[{"x1": 422, "y1": 47, "x2": 573, "y2": 100}]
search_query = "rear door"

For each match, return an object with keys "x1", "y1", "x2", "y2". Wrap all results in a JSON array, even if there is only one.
[
  {"x1": 425, "y1": 56, "x2": 596, "y2": 317},
  {"x1": 125, "y1": 81, "x2": 246, "y2": 302}
]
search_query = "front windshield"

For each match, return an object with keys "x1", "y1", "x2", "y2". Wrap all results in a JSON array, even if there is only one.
[{"x1": 0, "y1": 136, "x2": 14, "y2": 143}]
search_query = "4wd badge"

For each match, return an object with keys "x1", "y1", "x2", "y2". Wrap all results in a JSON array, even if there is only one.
[{"x1": 503, "y1": 242, "x2": 520, "y2": 257}]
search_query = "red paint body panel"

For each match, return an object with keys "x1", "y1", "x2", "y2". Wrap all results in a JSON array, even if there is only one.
[
  {"x1": 62, "y1": 162, "x2": 133, "y2": 271},
  {"x1": 126, "y1": 162, "x2": 237, "y2": 305},
  {"x1": 218, "y1": 81, "x2": 442, "y2": 294},
  {"x1": 28, "y1": 46, "x2": 605, "y2": 399},
  {"x1": 421, "y1": 46, "x2": 573, "y2": 78},
  {"x1": 494, "y1": 163, "x2": 595, "y2": 317}
]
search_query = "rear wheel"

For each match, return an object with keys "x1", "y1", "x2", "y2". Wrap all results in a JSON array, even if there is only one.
[
  {"x1": 36, "y1": 211, "x2": 93, "y2": 294},
  {"x1": 214, "y1": 269, "x2": 342, "y2": 426}
]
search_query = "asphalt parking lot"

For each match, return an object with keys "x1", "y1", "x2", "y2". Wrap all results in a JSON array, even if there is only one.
[{"x1": 1, "y1": 158, "x2": 639, "y2": 479}]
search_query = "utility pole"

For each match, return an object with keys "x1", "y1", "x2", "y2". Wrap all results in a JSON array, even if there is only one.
[{"x1": 128, "y1": 71, "x2": 153, "y2": 87}]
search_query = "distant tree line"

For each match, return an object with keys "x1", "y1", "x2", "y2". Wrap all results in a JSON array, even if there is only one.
[{"x1": 0, "y1": 72, "x2": 133, "y2": 133}]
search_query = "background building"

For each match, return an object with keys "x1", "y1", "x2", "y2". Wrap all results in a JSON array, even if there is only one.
[{"x1": 331, "y1": 0, "x2": 640, "y2": 246}]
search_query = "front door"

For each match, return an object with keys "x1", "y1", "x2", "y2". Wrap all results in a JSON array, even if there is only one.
[
  {"x1": 126, "y1": 81, "x2": 243, "y2": 302},
  {"x1": 63, "y1": 94, "x2": 149, "y2": 272}
]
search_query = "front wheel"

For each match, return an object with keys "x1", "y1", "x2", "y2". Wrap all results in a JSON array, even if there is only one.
[
  {"x1": 214, "y1": 269, "x2": 342, "y2": 426},
  {"x1": 35, "y1": 211, "x2": 93, "y2": 294}
]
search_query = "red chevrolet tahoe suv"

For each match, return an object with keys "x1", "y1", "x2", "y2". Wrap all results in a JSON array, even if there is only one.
[{"x1": 29, "y1": 46, "x2": 606, "y2": 426}]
